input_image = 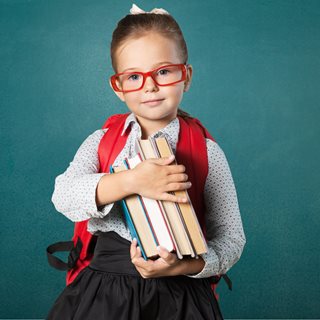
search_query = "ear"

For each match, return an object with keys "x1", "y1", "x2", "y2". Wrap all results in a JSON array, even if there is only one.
[
  {"x1": 183, "y1": 64, "x2": 193, "y2": 92},
  {"x1": 109, "y1": 79, "x2": 125, "y2": 102}
]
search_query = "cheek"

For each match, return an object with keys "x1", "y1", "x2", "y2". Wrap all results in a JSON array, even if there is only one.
[
  {"x1": 167, "y1": 85, "x2": 184, "y2": 101},
  {"x1": 124, "y1": 92, "x2": 141, "y2": 105}
]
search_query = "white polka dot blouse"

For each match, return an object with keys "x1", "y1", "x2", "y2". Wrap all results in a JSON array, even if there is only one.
[{"x1": 51, "y1": 113, "x2": 246, "y2": 278}]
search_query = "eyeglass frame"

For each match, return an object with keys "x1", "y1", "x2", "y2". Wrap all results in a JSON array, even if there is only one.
[{"x1": 110, "y1": 63, "x2": 188, "y2": 93}]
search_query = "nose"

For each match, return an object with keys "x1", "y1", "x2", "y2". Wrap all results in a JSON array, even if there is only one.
[{"x1": 144, "y1": 75, "x2": 159, "y2": 92}]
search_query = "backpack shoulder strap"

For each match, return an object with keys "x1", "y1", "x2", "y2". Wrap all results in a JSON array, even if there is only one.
[
  {"x1": 66, "y1": 113, "x2": 131, "y2": 285},
  {"x1": 177, "y1": 117, "x2": 231, "y2": 297},
  {"x1": 98, "y1": 113, "x2": 131, "y2": 173},
  {"x1": 176, "y1": 116, "x2": 215, "y2": 238}
]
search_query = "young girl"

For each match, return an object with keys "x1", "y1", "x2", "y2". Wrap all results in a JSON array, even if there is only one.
[{"x1": 47, "y1": 4, "x2": 246, "y2": 320}]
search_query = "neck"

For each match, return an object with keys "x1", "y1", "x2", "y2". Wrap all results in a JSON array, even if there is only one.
[{"x1": 135, "y1": 115, "x2": 176, "y2": 139}]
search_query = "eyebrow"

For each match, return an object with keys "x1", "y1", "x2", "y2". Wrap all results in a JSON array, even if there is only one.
[{"x1": 121, "y1": 61, "x2": 175, "y2": 73}]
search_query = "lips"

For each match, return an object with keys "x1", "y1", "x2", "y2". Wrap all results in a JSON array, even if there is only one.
[
  {"x1": 142, "y1": 98, "x2": 165, "y2": 107},
  {"x1": 142, "y1": 98, "x2": 165, "y2": 103}
]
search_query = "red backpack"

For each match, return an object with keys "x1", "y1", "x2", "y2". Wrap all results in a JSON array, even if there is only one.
[{"x1": 47, "y1": 113, "x2": 231, "y2": 295}]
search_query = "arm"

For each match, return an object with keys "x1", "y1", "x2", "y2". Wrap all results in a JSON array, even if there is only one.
[
  {"x1": 188, "y1": 139, "x2": 246, "y2": 278},
  {"x1": 130, "y1": 240, "x2": 205, "y2": 278},
  {"x1": 130, "y1": 139, "x2": 246, "y2": 278},
  {"x1": 52, "y1": 129, "x2": 191, "y2": 222},
  {"x1": 51, "y1": 129, "x2": 114, "y2": 221},
  {"x1": 97, "y1": 155, "x2": 191, "y2": 206}
]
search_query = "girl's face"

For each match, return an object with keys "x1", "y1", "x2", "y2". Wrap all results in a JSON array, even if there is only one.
[{"x1": 111, "y1": 32, "x2": 192, "y2": 134}]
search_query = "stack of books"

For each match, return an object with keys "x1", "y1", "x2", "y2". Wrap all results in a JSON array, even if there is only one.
[{"x1": 110, "y1": 136, "x2": 207, "y2": 260}]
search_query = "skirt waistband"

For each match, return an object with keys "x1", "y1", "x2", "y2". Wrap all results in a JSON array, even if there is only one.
[{"x1": 89, "y1": 231, "x2": 140, "y2": 276}]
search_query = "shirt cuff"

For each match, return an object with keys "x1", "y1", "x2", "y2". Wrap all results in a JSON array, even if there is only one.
[
  {"x1": 185, "y1": 247, "x2": 220, "y2": 279},
  {"x1": 53, "y1": 173, "x2": 115, "y2": 222},
  {"x1": 79, "y1": 173, "x2": 115, "y2": 219}
]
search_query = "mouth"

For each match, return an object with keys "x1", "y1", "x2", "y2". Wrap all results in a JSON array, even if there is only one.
[{"x1": 142, "y1": 99, "x2": 165, "y2": 106}]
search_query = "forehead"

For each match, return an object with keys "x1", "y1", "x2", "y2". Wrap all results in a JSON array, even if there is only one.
[{"x1": 116, "y1": 33, "x2": 182, "y2": 72}]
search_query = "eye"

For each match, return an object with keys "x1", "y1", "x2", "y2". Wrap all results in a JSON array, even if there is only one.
[
  {"x1": 157, "y1": 68, "x2": 171, "y2": 76},
  {"x1": 127, "y1": 74, "x2": 141, "y2": 81}
]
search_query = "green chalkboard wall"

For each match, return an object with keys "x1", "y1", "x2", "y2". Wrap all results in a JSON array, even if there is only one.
[{"x1": 1, "y1": 0, "x2": 319, "y2": 318}]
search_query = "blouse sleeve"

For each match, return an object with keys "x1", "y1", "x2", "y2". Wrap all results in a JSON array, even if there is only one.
[
  {"x1": 188, "y1": 139, "x2": 246, "y2": 278},
  {"x1": 51, "y1": 129, "x2": 115, "y2": 222}
]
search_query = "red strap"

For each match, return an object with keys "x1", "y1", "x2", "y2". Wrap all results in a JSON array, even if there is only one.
[
  {"x1": 66, "y1": 114, "x2": 215, "y2": 286},
  {"x1": 98, "y1": 113, "x2": 131, "y2": 172},
  {"x1": 66, "y1": 113, "x2": 130, "y2": 285},
  {"x1": 176, "y1": 117, "x2": 218, "y2": 298},
  {"x1": 176, "y1": 117, "x2": 215, "y2": 238}
]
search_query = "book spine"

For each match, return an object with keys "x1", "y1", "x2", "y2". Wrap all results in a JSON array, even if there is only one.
[
  {"x1": 123, "y1": 158, "x2": 159, "y2": 250},
  {"x1": 120, "y1": 198, "x2": 147, "y2": 260},
  {"x1": 141, "y1": 138, "x2": 187, "y2": 258},
  {"x1": 109, "y1": 165, "x2": 147, "y2": 260},
  {"x1": 146, "y1": 137, "x2": 194, "y2": 258},
  {"x1": 150, "y1": 136, "x2": 207, "y2": 256},
  {"x1": 135, "y1": 142, "x2": 179, "y2": 255},
  {"x1": 137, "y1": 197, "x2": 160, "y2": 246},
  {"x1": 155, "y1": 200, "x2": 182, "y2": 258}
]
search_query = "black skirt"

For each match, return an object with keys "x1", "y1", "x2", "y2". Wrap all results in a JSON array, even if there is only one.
[{"x1": 47, "y1": 231, "x2": 223, "y2": 320}]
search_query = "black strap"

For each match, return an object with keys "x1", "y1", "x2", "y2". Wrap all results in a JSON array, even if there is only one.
[
  {"x1": 46, "y1": 238, "x2": 233, "y2": 293},
  {"x1": 210, "y1": 274, "x2": 232, "y2": 291},
  {"x1": 222, "y1": 274, "x2": 232, "y2": 291},
  {"x1": 46, "y1": 238, "x2": 82, "y2": 271}
]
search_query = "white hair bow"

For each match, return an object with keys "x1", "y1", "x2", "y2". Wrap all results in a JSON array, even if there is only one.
[{"x1": 130, "y1": 3, "x2": 169, "y2": 15}]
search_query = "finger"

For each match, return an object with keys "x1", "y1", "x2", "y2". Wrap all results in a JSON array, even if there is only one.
[
  {"x1": 136, "y1": 245, "x2": 143, "y2": 258},
  {"x1": 130, "y1": 238, "x2": 138, "y2": 259},
  {"x1": 166, "y1": 164, "x2": 186, "y2": 174},
  {"x1": 161, "y1": 192, "x2": 188, "y2": 203},
  {"x1": 167, "y1": 173, "x2": 189, "y2": 183},
  {"x1": 166, "y1": 181, "x2": 192, "y2": 192},
  {"x1": 157, "y1": 246, "x2": 178, "y2": 264},
  {"x1": 132, "y1": 247, "x2": 149, "y2": 268},
  {"x1": 131, "y1": 245, "x2": 144, "y2": 263},
  {"x1": 148, "y1": 155, "x2": 175, "y2": 165},
  {"x1": 157, "y1": 246, "x2": 170, "y2": 259}
]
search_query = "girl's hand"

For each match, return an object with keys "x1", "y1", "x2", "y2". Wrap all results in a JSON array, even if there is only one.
[
  {"x1": 130, "y1": 155, "x2": 191, "y2": 203},
  {"x1": 130, "y1": 239, "x2": 205, "y2": 278}
]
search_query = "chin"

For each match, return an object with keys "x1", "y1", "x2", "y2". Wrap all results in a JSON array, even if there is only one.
[
  {"x1": 138, "y1": 109, "x2": 176, "y2": 120},
  {"x1": 151, "y1": 113, "x2": 176, "y2": 121}
]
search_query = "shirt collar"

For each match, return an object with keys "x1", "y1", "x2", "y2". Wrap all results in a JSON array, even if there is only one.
[
  {"x1": 121, "y1": 112, "x2": 137, "y2": 136},
  {"x1": 121, "y1": 112, "x2": 180, "y2": 145}
]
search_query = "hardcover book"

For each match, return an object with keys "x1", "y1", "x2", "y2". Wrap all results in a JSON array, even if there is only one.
[
  {"x1": 110, "y1": 164, "x2": 158, "y2": 259},
  {"x1": 152, "y1": 136, "x2": 208, "y2": 255},
  {"x1": 136, "y1": 139, "x2": 196, "y2": 258},
  {"x1": 125, "y1": 154, "x2": 177, "y2": 255}
]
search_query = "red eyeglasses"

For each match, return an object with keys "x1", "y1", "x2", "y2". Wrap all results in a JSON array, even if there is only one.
[{"x1": 110, "y1": 64, "x2": 187, "y2": 93}]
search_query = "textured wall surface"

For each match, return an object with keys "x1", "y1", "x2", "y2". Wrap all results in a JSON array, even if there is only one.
[{"x1": 1, "y1": 0, "x2": 319, "y2": 318}]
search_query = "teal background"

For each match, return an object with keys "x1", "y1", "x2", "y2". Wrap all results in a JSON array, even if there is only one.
[{"x1": 1, "y1": 0, "x2": 319, "y2": 318}]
